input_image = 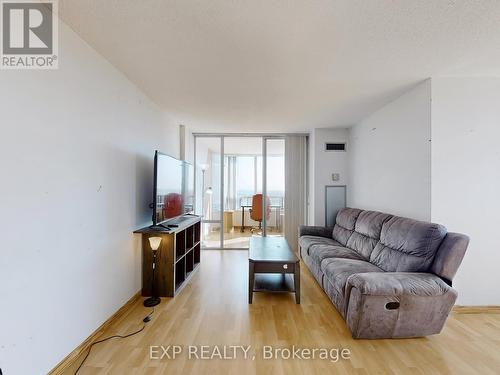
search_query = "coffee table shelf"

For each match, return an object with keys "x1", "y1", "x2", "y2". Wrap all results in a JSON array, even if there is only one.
[{"x1": 253, "y1": 274, "x2": 296, "y2": 293}]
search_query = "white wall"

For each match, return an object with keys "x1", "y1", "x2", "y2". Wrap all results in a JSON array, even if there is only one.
[
  {"x1": 0, "y1": 22, "x2": 178, "y2": 375},
  {"x1": 307, "y1": 131, "x2": 315, "y2": 224},
  {"x1": 345, "y1": 76, "x2": 499, "y2": 305},
  {"x1": 431, "y1": 77, "x2": 500, "y2": 305},
  {"x1": 348, "y1": 80, "x2": 431, "y2": 221},
  {"x1": 311, "y1": 128, "x2": 349, "y2": 226},
  {"x1": 179, "y1": 124, "x2": 195, "y2": 163}
]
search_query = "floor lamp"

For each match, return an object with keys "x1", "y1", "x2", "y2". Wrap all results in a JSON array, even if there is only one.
[
  {"x1": 144, "y1": 236, "x2": 162, "y2": 307},
  {"x1": 200, "y1": 164, "x2": 208, "y2": 217}
]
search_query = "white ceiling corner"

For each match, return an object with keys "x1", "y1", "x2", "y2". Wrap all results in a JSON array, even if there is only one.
[{"x1": 58, "y1": 0, "x2": 500, "y2": 132}]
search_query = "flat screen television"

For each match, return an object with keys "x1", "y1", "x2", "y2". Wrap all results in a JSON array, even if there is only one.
[{"x1": 153, "y1": 151, "x2": 184, "y2": 225}]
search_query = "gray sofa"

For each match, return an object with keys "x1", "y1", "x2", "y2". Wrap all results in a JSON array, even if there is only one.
[{"x1": 298, "y1": 208, "x2": 469, "y2": 339}]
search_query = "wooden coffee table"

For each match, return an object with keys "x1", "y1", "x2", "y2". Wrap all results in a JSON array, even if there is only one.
[{"x1": 248, "y1": 237, "x2": 300, "y2": 304}]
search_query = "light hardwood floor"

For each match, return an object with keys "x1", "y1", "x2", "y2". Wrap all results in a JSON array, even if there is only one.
[
  {"x1": 203, "y1": 229, "x2": 283, "y2": 249},
  {"x1": 65, "y1": 250, "x2": 500, "y2": 374}
]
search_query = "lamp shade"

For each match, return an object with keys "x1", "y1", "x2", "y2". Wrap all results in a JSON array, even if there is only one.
[{"x1": 148, "y1": 236, "x2": 162, "y2": 251}]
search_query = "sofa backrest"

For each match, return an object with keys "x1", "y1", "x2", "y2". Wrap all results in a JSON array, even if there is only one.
[
  {"x1": 332, "y1": 208, "x2": 362, "y2": 246},
  {"x1": 332, "y1": 207, "x2": 468, "y2": 279},
  {"x1": 346, "y1": 210, "x2": 393, "y2": 259},
  {"x1": 369, "y1": 216, "x2": 447, "y2": 272}
]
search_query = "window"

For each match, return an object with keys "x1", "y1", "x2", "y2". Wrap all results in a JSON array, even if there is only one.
[
  {"x1": 266, "y1": 155, "x2": 285, "y2": 200},
  {"x1": 235, "y1": 156, "x2": 256, "y2": 207},
  {"x1": 223, "y1": 155, "x2": 284, "y2": 210}
]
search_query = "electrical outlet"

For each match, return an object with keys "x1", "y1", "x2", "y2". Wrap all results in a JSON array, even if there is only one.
[{"x1": 332, "y1": 173, "x2": 340, "y2": 182}]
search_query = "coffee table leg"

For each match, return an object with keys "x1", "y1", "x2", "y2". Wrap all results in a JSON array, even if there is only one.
[
  {"x1": 249, "y1": 261, "x2": 254, "y2": 304},
  {"x1": 294, "y1": 262, "x2": 300, "y2": 304}
]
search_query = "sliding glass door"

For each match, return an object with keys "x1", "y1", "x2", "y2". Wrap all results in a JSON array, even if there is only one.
[
  {"x1": 223, "y1": 137, "x2": 263, "y2": 248},
  {"x1": 195, "y1": 136, "x2": 223, "y2": 249},
  {"x1": 263, "y1": 138, "x2": 285, "y2": 238},
  {"x1": 195, "y1": 135, "x2": 285, "y2": 249}
]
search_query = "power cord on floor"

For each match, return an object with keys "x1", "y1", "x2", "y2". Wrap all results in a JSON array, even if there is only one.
[{"x1": 74, "y1": 308, "x2": 155, "y2": 374}]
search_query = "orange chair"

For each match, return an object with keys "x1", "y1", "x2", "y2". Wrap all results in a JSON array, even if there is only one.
[{"x1": 249, "y1": 194, "x2": 271, "y2": 232}]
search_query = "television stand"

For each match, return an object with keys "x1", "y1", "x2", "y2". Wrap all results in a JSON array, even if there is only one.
[
  {"x1": 148, "y1": 224, "x2": 171, "y2": 232},
  {"x1": 134, "y1": 215, "x2": 201, "y2": 297},
  {"x1": 161, "y1": 215, "x2": 195, "y2": 228}
]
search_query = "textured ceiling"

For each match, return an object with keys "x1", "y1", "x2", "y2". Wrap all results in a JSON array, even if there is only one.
[{"x1": 59, "y1": 0, "x2": 500, "y2": 132}]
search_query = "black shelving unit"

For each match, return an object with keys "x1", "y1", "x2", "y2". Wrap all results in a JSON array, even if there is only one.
[{"x1": 173, "y1": 219, "x2": 201, "y2": 294}]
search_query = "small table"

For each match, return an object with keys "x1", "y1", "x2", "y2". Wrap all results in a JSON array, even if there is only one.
[{"x1": 248, "y1": 237, "x2": 300, "y2": 304}]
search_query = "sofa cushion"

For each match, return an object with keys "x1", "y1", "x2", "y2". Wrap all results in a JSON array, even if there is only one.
[
  {"x1": 298, "y1": 235, "x2": 341, "y2": 255},
  {"x1": 321, "y1": 258, "x2": 383, "y2": 317},
  {"x1": 346, "y1": 210, "x2": 392, "y2": 258},
  {"x1": 370, "y1": 216, "x2": 447, "y2": 272},
  {"x1": 322, "y1": 258, "x2": 384, "y2": 285},
  {"x1": 301, "y1": 251, "x2": 324, "y2": 287},
  {"x1": 332, "y1": 208, "x2": 362, "y2": 246},
  {"x1": 309, "y1": 244, "x2": 365, "y2": 266}
]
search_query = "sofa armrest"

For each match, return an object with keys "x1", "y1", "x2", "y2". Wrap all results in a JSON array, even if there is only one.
[
  {"x1": 346, "y1": 272, "x2": 455, "y2": 297},
  {"x1": 298, "y1": 225, "x2": 334, "y2": 238},
  {"x1": 345, "y1": 272, "x2": 458, "y2": 339},
  {"x1": 431, "y1": 232, "x2": 469, "y2": 285}
]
